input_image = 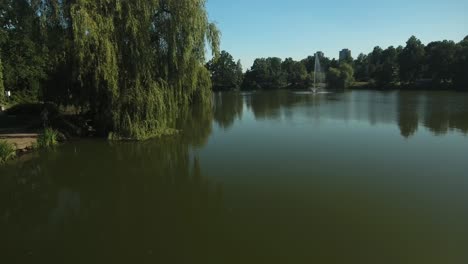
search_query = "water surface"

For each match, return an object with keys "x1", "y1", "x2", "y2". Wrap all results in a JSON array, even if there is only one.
[{"x1": 2, "y1": 90, "x2": 468, "y2": 263}]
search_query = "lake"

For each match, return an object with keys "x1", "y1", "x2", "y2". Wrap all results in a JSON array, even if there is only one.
[{"x1": 1, "y1": 90, "x2": 468, "y2": 263}]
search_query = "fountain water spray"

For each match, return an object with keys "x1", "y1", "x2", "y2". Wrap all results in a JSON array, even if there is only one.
[{"x1": 312, "y1": 52, "x2": 324, "y2": 93}]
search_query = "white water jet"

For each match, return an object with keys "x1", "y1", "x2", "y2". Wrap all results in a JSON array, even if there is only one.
[{"x1": 312, "y1": 52, "x2": 325, "y2": 93}]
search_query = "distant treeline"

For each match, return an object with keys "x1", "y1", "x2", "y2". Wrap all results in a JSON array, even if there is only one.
[
  {"x1": 0, "y1": 0, "x2": 219, "y2": 139},
  {"x1": 207, "y1": 36, "x2": 468, "y2": 91}
]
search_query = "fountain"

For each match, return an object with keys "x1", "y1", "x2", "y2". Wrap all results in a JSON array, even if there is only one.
[
  {"x1": 293, "y1": 52, "x2": 329, "y2": 95},
  {"x1": 312, "y1": 52, "x2": 324, "y2": 93}
]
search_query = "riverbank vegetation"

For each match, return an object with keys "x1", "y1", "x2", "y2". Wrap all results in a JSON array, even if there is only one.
[
  {"x1": 35, "y1": 128, "x2": 58, "y2": 149},
  {"x1": 0, "y1": 0, "x2": 220, "y2": 140},
  {"x1": 0, "y1": 140, "x2": 15, "y2": 164},
  {"x1": 237, "y1": 35, "x2": 468, "y2": 90}
]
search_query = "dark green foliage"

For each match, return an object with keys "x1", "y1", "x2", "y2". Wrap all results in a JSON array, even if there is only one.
[
  {"x1": 0, "y1": 0, "x2": 47, "y2": 96},
  {"x1": 452, "y1": 37, "x2": 468, "y2": 90},
  {"x1": 425, "y1": 40, "x2": 457, "y2": 85},
  {"x1": 206, "y1": 51, "x2": 243, "y2": 91},
  {"x1": 354, "y1": 53, "x2": 369, "y2": 82},
  {"x1": 367, "y1": 46, "x2": 383, "y2": 81},
  {"x1": 354, "y1": 35, "x2": 467, "y2": 89},
  {"x1": 242, "y1": 57, "x2": 286, "y2": 90},
  {"x1": 301, "y1": 56, "x2": 315, "y2": 73},
  {"x1": 242, "y1": 57, "x2": 316, "y2": 90},
  {"x1": 326, "y1": 63, "x2": 354, "y2": 89},
  {"x1": 282, "y1": 58, "x2": 309, "y2": 87},
  {"x1": 374, "y1": 46, "x2": 399, "y2": 86},
  {"x1": 1, "y1": 0, "x2": 220, "y2": 140},
  {"x1": 398, "y1": 36, "x2": 425, "y2": 84}
]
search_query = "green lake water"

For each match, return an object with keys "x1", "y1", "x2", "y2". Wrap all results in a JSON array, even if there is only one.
[{"x1": 1, "y1": 90, "x2": 468, "y2": 263}]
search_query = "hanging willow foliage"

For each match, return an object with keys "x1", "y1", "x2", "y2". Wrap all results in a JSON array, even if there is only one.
[
  {"x1": 0, "y1": 54, "x2": 4, "y2": 103},
  {"x1": 70, "y1": 0, "x2": 220, "y2": 139}
]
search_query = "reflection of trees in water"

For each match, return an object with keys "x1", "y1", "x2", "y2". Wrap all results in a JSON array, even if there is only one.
[
  {"x1": 423, "y1": 93, "x2": 450, "y2": 135},
  {"x1": 246, "y1": 91, "x2": 323, "y2": 120},
  {"x1": 397, "y1": 92, "x2": 468, "y2": 138},
  {"x1": 177, "y1": 102, "x2": 214, "y2": 147},
  {"x1": 0, "y1": 108, "x2": 225, "y2": 263},
  {"x1": 397, "y1": 93, "x2": 420, "y2": 138},
  {"x1": 242, "y1": 91, "x2": 468, "y2": 138},
  {"x1": 423, "y1": 93, "x2": 460, "y2": 135},
  {"x1": 213, "y1": 92, "x2": 243, "y2": 129}
]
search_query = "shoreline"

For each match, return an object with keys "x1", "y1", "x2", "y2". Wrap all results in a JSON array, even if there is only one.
[{"x1": 0, "y1": 133, "x2": 38, "y2": 160}]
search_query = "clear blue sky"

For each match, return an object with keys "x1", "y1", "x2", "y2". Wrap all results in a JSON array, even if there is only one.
[{"x1": 206, "y1": 0, "x2": 468, "y2": 70}]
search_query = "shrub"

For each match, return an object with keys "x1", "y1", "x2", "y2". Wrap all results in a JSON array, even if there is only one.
[
  {"x1": 326, "y1": 63, "x2": 355, "y2": 89},
  {"x1": 36, "y1": 128, "x2": 58, "y2": 149},
  {"x1": 0, "y1": 140, "x2": 16, "y2": 164}
]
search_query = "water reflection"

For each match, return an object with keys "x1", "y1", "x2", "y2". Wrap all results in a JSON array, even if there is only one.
[
  {"x1": 422, "y1": 92, "x2": 468, "y2": 135},
  {"x1": 212, "y1": 90, "x2": 468, "y2": 138},
  {"x1": 397, "y1": 93, "x2": 420, "y2": 138},
  {"x1": 0, "y1": 106, "x2": 226, "y2": 263},
  {"x1": 1, "y1": 90, "x2": 468, "y2": 263},
  {"x1": 213, "y1": 92, "x2": 243, "y2": 129}
]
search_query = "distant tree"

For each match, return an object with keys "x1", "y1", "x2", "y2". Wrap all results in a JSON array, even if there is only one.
[
  {"x1": 398, "y1": 36, "x2": 425, "y2": 84},
  {"x1": 367, "y1": 46, "x2": 383, "y2": 80},
  {"x1": 425, "y1": 40, "x2": 457, "y2": 85},
  {"x1": 206, "y1": 51, "x2": 243, "y2": 91},
  {"x1": 282, "y1": 58, "x2": 308, "y2": 87},
  {"x1": 236, "y1": 60, "x2": 244, "y2": 87},
  {"x1": 354, "y1": 53, "x2": 369, "y2": 81},
  {"x1": 321, "y1": 57, "x2": 332, "y2": 72},
  {"x1": 452, "y1": 36, "x2": 468, "y2": 90},
  {"x1": 268, "y1": 57, "x2": 285, "y2": 88},
  {"x1": 242, "y1": 57, "x2": 286, "y2": 90},
  {"x1": 326, "y1": 68, "x2": 341, "y2": 88},
  {"x1": 301, "y1": 56, "x2": 315, "y2": 73},
  {"x1": 341, "y1": 55, "x2": 354, "y2": 65},
  {"x1": 374, "y1": 46, "x2": 399, "y2": 86},
  {"x1": 330, "y1": 58, "x2": 339, "y2": 69},
  {"x1": 326, "y1": 62, "x2": 354, "y2": 89}
]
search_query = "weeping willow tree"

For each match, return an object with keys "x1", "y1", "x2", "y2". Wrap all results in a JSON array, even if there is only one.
[
  {"x1": 0, "y1": 54, "x2": 4, "y2": 103},
  {"x1": 70, "y1": 0, "x2": 220, "y2": 139}
]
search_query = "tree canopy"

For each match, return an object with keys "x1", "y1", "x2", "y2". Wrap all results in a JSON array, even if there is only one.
[
  {"x1": 0, "y1": 0, "x2": 220, "y2": 139},
  {"x1": 452, "y1": 37, "x2": 468, "y2": 89},
  {"x1": 352, "y1": 35, "x2": 467, "y2": 90},
  {"x1": 206, "y1": 51, "x2": 243, "y2": 91},
  {"x1": 398, "y1": 36, "x2": 425, "y2": 84},
  {"x1": 326, "y1": 63, "x2": 354, "y2": 89}
]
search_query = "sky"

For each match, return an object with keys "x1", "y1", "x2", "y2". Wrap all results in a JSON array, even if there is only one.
[{"x1": 206, "y1": 0, "x2": 468, "y2": 70}]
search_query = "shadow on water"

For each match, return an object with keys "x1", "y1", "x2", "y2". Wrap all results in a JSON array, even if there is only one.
[{"x1": 0, "y1": 143, "x2": 229, "y2": 264}]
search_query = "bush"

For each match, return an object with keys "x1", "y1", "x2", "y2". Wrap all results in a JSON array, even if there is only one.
[
  {"x1": 326, "y1": 63, "x2": 355, "y2": 89},
  {"x1": 36, "y1": 128, "x2": 59, "y2": 149},
  {"x1": 0, "y1": 140, "x2": 16, "y2": 164}
]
